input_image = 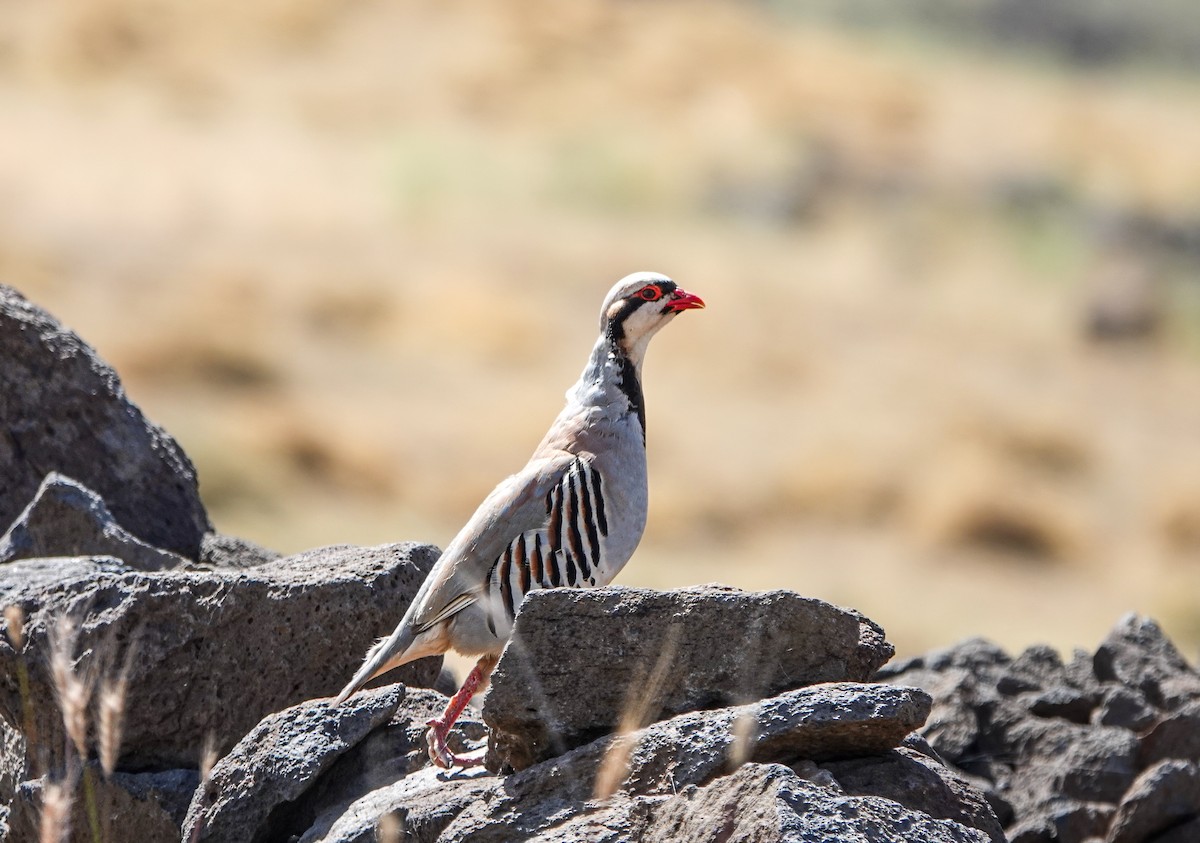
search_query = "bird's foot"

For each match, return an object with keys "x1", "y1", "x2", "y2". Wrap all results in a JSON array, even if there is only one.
[{"x1": 425, "y1": 718, "x2": 486, "y2": 769}]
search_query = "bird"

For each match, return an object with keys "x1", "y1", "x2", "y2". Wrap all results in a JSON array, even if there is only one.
[{"x1": 334, "y1": 271, "x2": 705, "y2": 768}]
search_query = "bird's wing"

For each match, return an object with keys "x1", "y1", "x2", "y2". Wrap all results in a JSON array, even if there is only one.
[
  {"x1": 409, "y1": 449, "x2": 580, "y2": 633},
  {"x1": 334, "y1": 450, "x2": 579, "y2": 703}
]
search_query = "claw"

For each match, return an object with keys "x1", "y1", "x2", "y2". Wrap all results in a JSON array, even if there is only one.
[
  {"x1": 425, "y1": 718, "x2": 485, "y2": 769},
  {"x1": 422, "y1": 654, "x2": 498, "y2": 769}
]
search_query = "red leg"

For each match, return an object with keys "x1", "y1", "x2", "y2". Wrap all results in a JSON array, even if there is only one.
[{"x1": 425, "y1": 655, "x2": 497, "y2": 769}]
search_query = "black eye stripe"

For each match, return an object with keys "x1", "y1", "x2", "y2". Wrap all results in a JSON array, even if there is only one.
[{"x1": 604, "y1": 280, "x2": 678, "y2": 342}]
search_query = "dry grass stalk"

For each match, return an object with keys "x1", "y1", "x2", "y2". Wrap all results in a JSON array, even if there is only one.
[
  {"x1": 199, "y1": 731, "x2": 219, "y2": 784},
  {"x1": 98, "y1": 639, "x2": 137, "y2": 778},
  {"x1": 39, "y1": 781, "x2": 72, "y2": 843},
  {"x1": 726, "y1": 705, "x2": 759, "y2": 771},
  {"x1": 97, "y1": 680, "x2": 126, "y2": 779},
  {"x1": 376, "y1": 813, "x2": 403, "y2": 843},
  {"x1": 5, "y1": 604, "x2": 25, "y2": 649},
  {"x1": 48, "y1": 616, "x2": 93, "y2": 761},
  {"x1": 184, "y1": 733, "x2": 222, "y2": 843},
  {"x1": 592, "y1": 625, "x2": 680, "y2": 801}
]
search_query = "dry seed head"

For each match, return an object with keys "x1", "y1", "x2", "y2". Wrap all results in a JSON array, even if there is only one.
[
  {"x1": 593, "y1": 626, "x2": 681, "y2": 801},
  {"x1": 98, "y1": 638, "x2": 138, "y2": 778},
  {"x1": 727, "y1": 705, "x2": 758, "y2": 770},
  {"x1": 200, "y1": 732, "x2": 219, "y2": 783},
  {"x1": 39, "y1": 781, "x2": 72, "y2": 843},
  {"x1": 377, "y1": 813, "x2": 403, "y2": 843},
  {"x1": 4, "y1": 605, "x2": 25, "y2": 650},
  {"x1": 49, "y1": 617, "x2": 92, "y2": 760},
  {"x1": 98, "y1": 678, "x2": 127, "y2": 778},
  {"x1": 592, "y1": 733, "x2": 637, "y2": 801}
]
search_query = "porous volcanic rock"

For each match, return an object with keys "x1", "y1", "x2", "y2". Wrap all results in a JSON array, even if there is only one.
[
  {"x1": 1106, "y1": 759, "x2": 1200, "y2": 843},
  {"x1": 191, "y1": 678, "x2": 999, "y2": 843},
  {"x1": 0, "y1": 285, "x2": 210, "y2": 559},
  {"x1": 182, "y1": 685, "x2": 407, "y2": 842},
  {"x1": 0, "y1": 542, "x2": 442, "y2": 773},
  {"x1": 0, "y1": 473, "x2": 187, "y2": 570},
  {"x1": 879, "y1": 613, "x2": 1200, "y2": 843},
  {"x1": 198, "y1": 531, "x2": 281, "y2": 569},
  {"x1": 483, "y1": 584, "x2": 893, "y2": 771},
  {"x1": 7, "y1": 766, "x2": 197, "y2": 843}
]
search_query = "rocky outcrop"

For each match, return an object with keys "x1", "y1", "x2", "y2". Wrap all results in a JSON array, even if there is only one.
[
  {"x1": 0, "y1": 284, "x2": 210, "y2": 559},
  {"x1": 482, "y1": 585, "x2": 893, "y2": 771},
  {"x1": 0, "y1": 543, "x2": 441, "y2": 777},
  {"x1": 181, "y1": 587, "x2": 1002, "y2": 843},
  {"x1": 879, "y1": 613, "x2": 1200, "y2": 842}
]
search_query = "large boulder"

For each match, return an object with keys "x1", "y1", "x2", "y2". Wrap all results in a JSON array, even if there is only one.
[
  {"x1": 0, "y1": 473, "x2": 187, "y2": 570},
  {"x1": 183, "y1": 685, "x2": 407, "y2": 843},
  {"x1": 483, "y1": 585, "x2": 893, "y2": 771},
  {"x1": 0, "y1": 285, "x2": 210, "y2": 559},
  {"x1": 185, "y1": 685, "x2": 488, "y2": 843},
  {"x1": 0, "y1": 542, "x2": 441, "y2": 774}
]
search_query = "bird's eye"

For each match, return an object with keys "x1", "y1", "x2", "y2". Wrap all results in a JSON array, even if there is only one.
[{"x1": 638, "y1": 285, "x2": 662, "y2": 302}]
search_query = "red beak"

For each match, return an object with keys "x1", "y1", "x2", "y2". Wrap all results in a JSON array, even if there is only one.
[{"x1": 666, "y1": 288, "x2": 706, "y2": 313}]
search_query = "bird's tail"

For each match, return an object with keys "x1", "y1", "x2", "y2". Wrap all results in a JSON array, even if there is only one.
[{"x1": 333, "y1": 620, "x2": 421, "y2": 705}]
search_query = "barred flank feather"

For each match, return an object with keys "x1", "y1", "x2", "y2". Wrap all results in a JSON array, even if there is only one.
[{"x1": 486, "y1": 457, "x2": 614, "y2": 629}]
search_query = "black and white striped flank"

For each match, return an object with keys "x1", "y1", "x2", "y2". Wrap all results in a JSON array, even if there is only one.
[{"x1": 485, "y1": 457, "x2": 610, "y2": 632}]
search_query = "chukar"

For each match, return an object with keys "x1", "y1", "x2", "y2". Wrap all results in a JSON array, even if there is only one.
[{"x1": 335, "y1": 272, "x2": 704, "y2": 767}]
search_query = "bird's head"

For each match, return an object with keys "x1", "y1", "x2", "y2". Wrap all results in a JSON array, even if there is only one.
[{"x1": 600, "y1": 272, "x2": 705, "y2": 357}]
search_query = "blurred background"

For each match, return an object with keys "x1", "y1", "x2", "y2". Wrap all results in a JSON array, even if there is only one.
[{"x1": 3, "y1": 0, "x2": 1200, "y2": 661}]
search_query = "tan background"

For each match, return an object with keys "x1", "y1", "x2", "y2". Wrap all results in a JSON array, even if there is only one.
[{"x1": 4, "y1": 0, "x2": 1200, "y2": 660}]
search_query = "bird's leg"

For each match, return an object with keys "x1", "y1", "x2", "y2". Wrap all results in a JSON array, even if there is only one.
[{"x1": 425, "y1": 654, "x2": 498, "y2": 769}]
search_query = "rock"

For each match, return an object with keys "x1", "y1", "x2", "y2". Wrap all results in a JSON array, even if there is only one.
[
  {"x1": 0, "y1": 718, "x2": 26, "y2": 810},
  {"x1": 1139, "y1": 700, "x2": 1200, "y2": 767},
  {"x1": 1047, "y1": 800, "x2": 1115, "y2": 842},
  {"x1": 315, "y1": 769, "x2": 492, "y2": 843},
  {"x1": 290, "y1": 689, "x2": 486, "y2": 843},
  {"x1": 894, "y1": 669, "x2": 984, "y2": 762},
  {"x1": 111, "y1": 768, "x2": 200, "y2": 831},
  {"x1": 981, "y1": 700, "x2": 1140, "y2": 814},
  {"x1": 877, "y1": 619, "x2": 1200, "y2": 843},
  {"x1": 304, "y1": 686, "x2": 931, "y2": 843},
  {"x1": 1107, "y1": 760, "x2": 1200, "y2": 843},
  {"x1": 1091, "y1": 686, "x2": 1157, "y2": 731},
  {"x1": 1152, "y1": 815, "x2": 1200, "y2": 843},
  {"x1": 0, "y1": 543, "x2": 441, "y2": 772},
  {"x1": 998, "y1": 645, "x2": 1067, "y2": 695},
  {"x1": 1027, "y1": 686, "x2": 1096, "y2": 724},
  {"x1": 0, "y1": 473, "x2": 187, "y2": 570},
  {"x1": 7, "y1": 765, "x2": 192, "y2": 843},
  {"x1": 1093, "y1": 614, "x2": 1200, "y2": 709},
  {"x1": 182, "y1": 683, "x2": 488, "y2": 843},
  {"x1": 0, "y1": 285, "x2": 210, "y2": 559},
  {"x1": 182, "y1": 685, "x2": 405, "y2": 842},
  {"x1": 456, "y1": 683, "x2": 931, "y2": 838},
  {"x1": 408, "y1": 684, "x2": 976, "y2": 843},
  {"x1": 198, "y1": 532, "x2": 281, "y2": 569},
  {"x1": 1006, "y1": 816, "x2": 1055, "y2": 843},
  {"x1": 635, "y1": 763, "x2": 992, "y2": 843},
  {"x1": 438, "y1": 762, "x2": 991, "y2": 843},
  {"x1": 924, "y1": 638, "x2": 1012, "y2": 673},
  {"x1": 824, "y1": 746, "x2": 1005, "y2": 842},
  {"x1": 483, "y1": 585, "x2": 893, "y2": 771}
]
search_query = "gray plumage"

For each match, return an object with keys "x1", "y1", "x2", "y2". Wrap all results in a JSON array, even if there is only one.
[{"x1": 335, "y1": 272, "x2": 704, "y2": 712}]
